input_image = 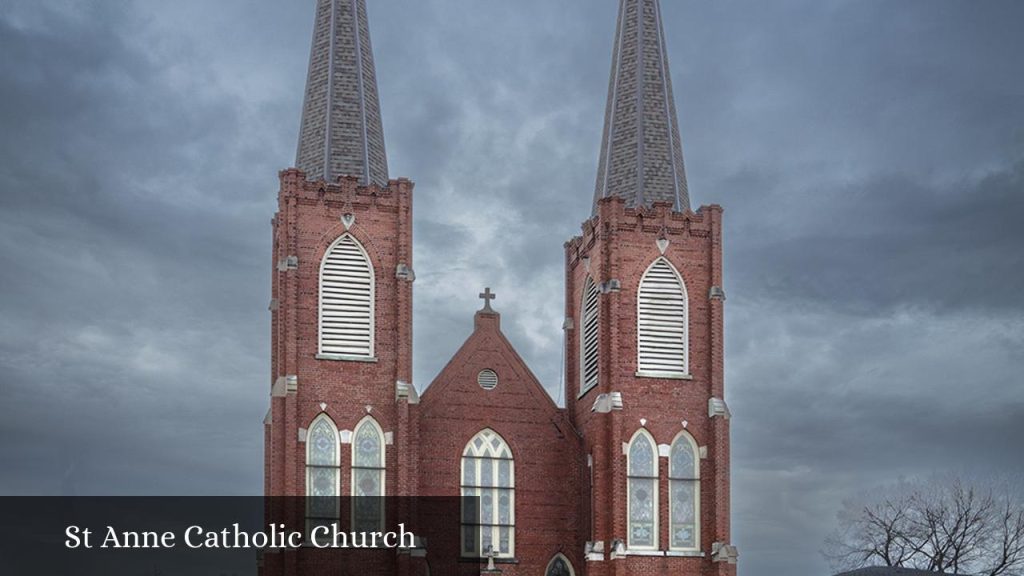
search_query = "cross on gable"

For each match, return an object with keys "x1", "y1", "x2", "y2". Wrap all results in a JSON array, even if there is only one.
[{"x1": 479, "y1": 287, "x2": 496, "y2": 312}]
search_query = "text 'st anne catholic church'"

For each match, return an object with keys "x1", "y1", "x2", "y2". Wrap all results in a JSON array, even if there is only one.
[{"x1": 263, "y1": 1, "x2": 737, "y2": 575}]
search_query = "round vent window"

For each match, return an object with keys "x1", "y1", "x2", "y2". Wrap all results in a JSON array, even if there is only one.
[{"x1": 477, "y1": 369, "x2": 498, "y2": 390}]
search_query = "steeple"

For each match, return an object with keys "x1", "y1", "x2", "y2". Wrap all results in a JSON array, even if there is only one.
[
  {"x1": 593, "y1": 0, "x2": 690, "y2": 213},
  {"x1": 295, "y1": 0, "x2": 389, "y2": 186}
]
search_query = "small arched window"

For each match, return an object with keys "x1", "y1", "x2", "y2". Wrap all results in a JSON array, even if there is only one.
[
  {"x1": 627, "y1": 430, "x2": 658, "y2": 550},
  {"x1": 669, "y1": 431, "x2": 700, "y2": 551},
  {"x1": 580, "y1": 276, "x2": 600, "y2": 395},
  {"x1": 352, "y1": 416, "x2": 385, "y2": 531},
  {"x1": 319, "y1": 234, "x2": 374, "y2": 358},
  {"x1": 637, "y1": 258, "x2": 688, "y2": 377},
  {"x1": 461, "y1": 429, "x2": 515, "y2": 558},
  {"x1": 545, "y1": 553, "x2": 575, "y2": 576},
  {"x1": 306, "y1": 415, "x2": 340, "y2": 530}
]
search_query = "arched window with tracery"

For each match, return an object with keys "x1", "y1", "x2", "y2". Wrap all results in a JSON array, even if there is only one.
[
  {"x1": 545, "y1": 553, "x2": 575, "y2": 576},
  {"x1": 319, "y1": 233, "x2": 374, "y2": 359},
  {"x1": 580, "y1": 276, "x2": 600, "y2": 395},
  {"x1": 461, "y1": 429, "x2": 515, "y2": 558},
  {"x1": 352, "y1": 416, "x2": 385, "y2": 531},
  {"x1": 306, "y1": 414, "x2": 340, "y2": 530},
  {"x1": 637, "y1": 257, "x2": 688, "y2": 377},
  {"x1": 670, "y1": 431, "x2": 700, "y2": 551},
  {"x1": 627, "y1": 429, "x2": 658, "y2": 550}
]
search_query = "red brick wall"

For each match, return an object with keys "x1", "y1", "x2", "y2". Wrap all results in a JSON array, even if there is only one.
[
  {"x1": 416, "y1": 311, "x2": 585, "y2": 576},
  {"x1": 563, "y1": 197, "x2": 734, "y2": 576},
  {"x1": 265, "y1": 168, "x2": 414, "y2": 514},
  {"x1": 263, "y1": 173, "x2": 733, "y2": 576}
]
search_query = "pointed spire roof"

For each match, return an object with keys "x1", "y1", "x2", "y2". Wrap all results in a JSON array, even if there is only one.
[
  {"x1": 593, "y1": 0, "x2": 690, "y2": 213},
  {"x1": 296, "y1": 0, "x2": 389, "y2": 186}
]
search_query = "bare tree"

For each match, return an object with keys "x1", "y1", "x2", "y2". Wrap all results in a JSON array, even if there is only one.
[{"x1": 824, "y1": 475, "x2": 1024, "y2": 576}]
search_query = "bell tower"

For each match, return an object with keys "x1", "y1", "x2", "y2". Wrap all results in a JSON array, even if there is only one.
[
  {"x1": 564, "y1": 0, "x2": 737, "y2": 574},
  {"x1": 263, "y1": 1, "x2": 415, "y2": 572}
]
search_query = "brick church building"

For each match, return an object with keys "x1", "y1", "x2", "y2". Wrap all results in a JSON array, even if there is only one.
[{"x1": 262, "y1": 1, "x2": 738, "y2": 575}]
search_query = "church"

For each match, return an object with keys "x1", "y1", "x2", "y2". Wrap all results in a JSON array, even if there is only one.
[{"x1": 262, "y1": 1, "x2": 737, "y2": 575}]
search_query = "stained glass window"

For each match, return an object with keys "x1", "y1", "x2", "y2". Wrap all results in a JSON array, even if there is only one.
[
  {"x1": 545, "y1": 554, "x2": 574, "y2": 576},
  {"x1": 461, "y1": 429, "x2": 514, "y2": 558},
  {"x1": 628, "y1": 430, "x2": 658, "y2": 549},
  {"x1": 669, "y1": 432, "x2": 699, "y2": 551},
  {"x1": 352, "y1": 417, "x2": 385, "y2": 532},
  {"x1": 306, "y1": 415, "x2": 340, "y2": 531}
]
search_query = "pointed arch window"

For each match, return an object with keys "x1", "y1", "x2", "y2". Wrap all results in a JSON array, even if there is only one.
[
  {"x1": 461, "y1": 429, "x2": 515, "y2": 558},
  {"x1": 627, "y1": 430, "x2": 658, "y2": 550},
  {"x1": 319, "y1": 234, "x2": 374, "y2": 359},
  {"x1": 545, "y1": 553, "x2": 575, "y2": 576},
  {"x1": 306, "y1": 415, "x2": 340, "y2": 530},
  {"x1": 637, "y1": 258, "x2": 688, "y2": 377},
  {"x1": 669, "y1": 431, "x2": 700, "y2": 551},
  {"x1": 352, "y1": 416, "x2": 385, "y2": 532},
  {"x1": 580, "y1": 276, "x2": 600, "y2": 395}
]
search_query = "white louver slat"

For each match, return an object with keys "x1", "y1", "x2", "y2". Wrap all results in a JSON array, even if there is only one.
[
  {"x1": 581, "y1": 277, "x2": 600, "y2": 395},
  {"x1": 319, "y1": 235, "x2": 374, "y2": 357},
  {"x1": 637, "y1": 259, "x2": 687, "y2": 376}
]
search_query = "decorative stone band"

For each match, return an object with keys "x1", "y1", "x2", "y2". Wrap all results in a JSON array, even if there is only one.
[
  {"x1": 395, "y1": 380, "x2": 420, "y2": 404},
  {"x1": 585, "y1": 540, "x2": 605, "y2": 561},
  {"x1": 271, "y1": 375, "x2": 298, "y2": 397},
  {"x1": 395, "y1": 263, "x2": 415, "y2": 282},
  {"x1": 708, "y1": 396, "x2": 730, "y2": 419},
  {"x1": 276, "y1": 255, "x2": 299, "y2": 271},
  {"x1": 591, "y1": 391, "x2": 624, "y2": 413},
  {"x1": 711, "y1": 542, "x2": 739, "y2": 564},
  {"x1": 609, "y1": 539, "x2": 627, "y2": 560}
]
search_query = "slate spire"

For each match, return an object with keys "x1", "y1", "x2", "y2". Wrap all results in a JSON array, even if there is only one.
[
  {"x1": 593, "y1": 0, "x2": 690, "y2": 213},
  {"x1": 296, "y1": 0, "x2": 389, "y2": 186}
]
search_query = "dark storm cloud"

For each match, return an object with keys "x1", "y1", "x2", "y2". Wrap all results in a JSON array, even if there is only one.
[
  {"x1": 0, "y1": 1, "x2": 275, "y2": 494},
  {"x1": 731, "y1": 159, "x2": 1024, "y2": 314},
  {"x1": 2, "y1": 1, "x2": 1022, "y2": 575}
]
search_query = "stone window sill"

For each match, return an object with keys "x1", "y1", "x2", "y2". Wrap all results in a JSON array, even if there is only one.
[
  {"x1": 635, "y1": 371, "x2": 692, "y2": 380},
  {"x1": 666, "y1": 550, "x2": 705, "y2": 557},
  {"x1": 316, "y1": 353, "x2": 378, "y2": 363},
  {"x1": 618, "y1": 549, "x2": 705, "y2": 558},
  {"x1": 622, "y1": 548, "x2": 663, "y2": 557},
  {"x1": 458, "y1": 556, "x2": 519, "y2": 564}
]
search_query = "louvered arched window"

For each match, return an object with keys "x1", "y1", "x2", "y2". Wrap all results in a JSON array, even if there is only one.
[
  {"x1": 306, "y1": 415, "x2": 340, "y2": 530},
  {"x1": 352, "y1": 416, "x2": 385, "y2": 531},
  {"x1": 461, "y1": 429, "x2": 515, "y2": 558},
  {"x1": 669, "y1": 431, "x2": 700, "y2": 551},
  {"x1": 319, "y1": 234, "x2": 374, "y2": 358},
  {"x1": 627, "y1": 430, "x2": 658, "y2": 550},
  {"x1": 580, "y1": 276, "x2": 600, "y2": 395},
  {"x1": 637, "y1": 258, "x2": 688, "y2": 377}
]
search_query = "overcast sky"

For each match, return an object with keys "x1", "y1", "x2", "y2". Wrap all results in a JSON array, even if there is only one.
[{"x1": 1, "y1": 1, "x2": 1022, "y2": 574}]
